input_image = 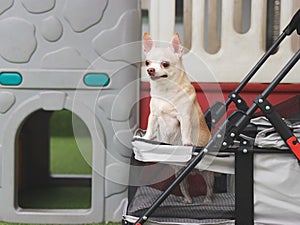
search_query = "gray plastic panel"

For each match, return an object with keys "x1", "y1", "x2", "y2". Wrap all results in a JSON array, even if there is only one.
[
  {"x1": 0, "y1": 0, "x2": 140, "y2": 72},
  {"x1": 0, "y1": 144, "x2": 2, "y2": 188}
]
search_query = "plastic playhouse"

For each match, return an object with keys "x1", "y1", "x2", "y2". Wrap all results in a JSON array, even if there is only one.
[{"x1": 0, "y1": 0, "x2": 140, "y2": 224}]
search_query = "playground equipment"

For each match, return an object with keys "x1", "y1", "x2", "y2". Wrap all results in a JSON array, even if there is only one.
[{"x1": 0, "y1": 0, "x2": 140, "y2": 224}]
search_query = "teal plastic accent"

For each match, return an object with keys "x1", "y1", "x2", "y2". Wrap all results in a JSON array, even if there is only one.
[
  {"x1": 84, "y1": 73, "x2": 110, "y2": 87},
  {"x1": 0, "y1": 72, "x2": 22, "y2": 86}
]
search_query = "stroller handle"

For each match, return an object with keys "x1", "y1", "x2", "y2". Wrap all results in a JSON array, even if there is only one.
[{"x1": 284, "y1": 9, "x2": 300, "y2": 35}]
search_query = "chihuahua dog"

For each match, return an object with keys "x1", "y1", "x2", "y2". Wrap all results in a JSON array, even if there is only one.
[{"x1": 142, "y1": 32, "x2": 214, "y2": 203}]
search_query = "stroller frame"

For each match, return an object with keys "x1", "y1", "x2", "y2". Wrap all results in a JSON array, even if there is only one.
[{"x1": 125, "y1": 9, "x2": 300, "y2": 225}]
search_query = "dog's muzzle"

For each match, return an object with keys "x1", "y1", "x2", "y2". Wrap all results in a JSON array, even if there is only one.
[
  {"x1": 150, "y1": 74, "x2": 168, "y2": 80},
  {"x1": 147, "y1": 68, "x2": 168, "y2": 80}
]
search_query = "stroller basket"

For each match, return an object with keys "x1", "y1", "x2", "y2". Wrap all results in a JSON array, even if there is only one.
[{"x1": 125, "y1": 95, "x2": 300, "y2": 225}]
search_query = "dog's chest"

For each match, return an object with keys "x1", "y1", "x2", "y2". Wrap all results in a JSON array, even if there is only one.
[
  {"x1": 152, "y1": 98, "x2": 181, "y2": 143},
  {"x1": 152, "y1": 98, "x2": 178, "y2": 118}
]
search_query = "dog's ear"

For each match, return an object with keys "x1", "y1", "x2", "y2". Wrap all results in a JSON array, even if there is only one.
[
  {"x1": 143, "y1": 32, "x2": 154, "y2": 54},
  {"x1": 170, "y1": 32, "x2": 184, "y2": 58}
]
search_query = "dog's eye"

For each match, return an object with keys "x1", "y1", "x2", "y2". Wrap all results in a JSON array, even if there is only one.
[
  {"x1": 145, "y1": 60, "x2": 150, "y2": 66},
  {"x1": 161, "y1": 61, "x2": 170, "y2": 68}
]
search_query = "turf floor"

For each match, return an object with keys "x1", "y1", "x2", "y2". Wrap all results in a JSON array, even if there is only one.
[
  {"x1": 18, "y1": 137, "x2": 92, "y2": 209},
  {"x1": 18, "y1": 186, "x2": 92, "y2": 209}
]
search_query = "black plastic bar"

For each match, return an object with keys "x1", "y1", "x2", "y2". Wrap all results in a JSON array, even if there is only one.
[{"x1": 235, "y1": 148, "x2": 254, "y2": 225}]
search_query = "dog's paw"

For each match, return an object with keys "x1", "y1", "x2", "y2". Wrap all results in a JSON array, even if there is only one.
[
  {"x1": 142, "y1": 133, "x2": 152, "y2": 140},
  {"x1": 183, "y1": 142, "x2": 193, "y2": 146},
  {"x1": 182, "y1": 138, "x2": 193, "y2": 146},
  {"x1": 203, "y1": 197, "x2": 212, "y2": 204},
  {"x1": 182, "y1": 197, "x2": 193, "y2": 204}
]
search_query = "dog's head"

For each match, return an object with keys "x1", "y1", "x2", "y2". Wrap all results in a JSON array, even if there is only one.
[{"x1": 142, "y1": 32, "x2": 184, "y2": 81}]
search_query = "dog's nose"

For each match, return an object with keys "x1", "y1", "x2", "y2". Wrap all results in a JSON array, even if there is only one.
[{"x1": 147, "y1": 68, "x2": 155, "y2": 76}]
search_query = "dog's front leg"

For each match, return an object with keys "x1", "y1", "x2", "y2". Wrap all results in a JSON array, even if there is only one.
[
  {"x1": 179, "y1": 114, "x2": 193, "y2": 146},
  {"x1": 143, "y1": 112, "x2": 158, "y2": 140},
  {"x1": 202, "y1": 171, "x2": 214, "y2": 203}
]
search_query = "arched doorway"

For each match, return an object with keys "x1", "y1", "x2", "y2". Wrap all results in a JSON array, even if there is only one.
[{"x1": 17, "y1": 109, "x2": 92, "y2": 209}]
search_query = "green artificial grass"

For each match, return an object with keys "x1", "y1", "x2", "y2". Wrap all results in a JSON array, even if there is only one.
[
  {"x1": 50, "y1": 136, "x2": 92, "y2": 175},
  {"x1": 18, "y1": 186, "x2": 92, "y2": 209}
]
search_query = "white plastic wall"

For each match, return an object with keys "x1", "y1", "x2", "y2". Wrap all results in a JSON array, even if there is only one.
[{"x1": 142, "y1": 0, "x2": 300, "y2": 83}]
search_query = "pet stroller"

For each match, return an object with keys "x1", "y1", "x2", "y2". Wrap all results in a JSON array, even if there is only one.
[{"x1": 123, "y1": 9, "x2": 300, "y2": 225}]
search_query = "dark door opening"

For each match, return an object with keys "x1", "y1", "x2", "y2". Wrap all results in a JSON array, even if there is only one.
[{"x1": 16, "y1": 109, "x2": 92, "y2": 210}]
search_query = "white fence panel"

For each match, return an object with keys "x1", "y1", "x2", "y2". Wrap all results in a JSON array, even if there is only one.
[{"x1": 142, "y1": 0, "x2": 300, "y2": 83}]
